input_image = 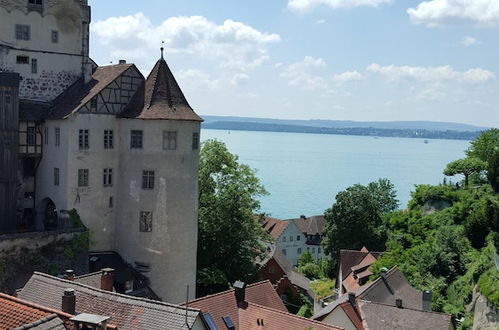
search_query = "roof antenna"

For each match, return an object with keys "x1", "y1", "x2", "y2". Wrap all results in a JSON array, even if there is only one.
[
  {"x1": 185, "y1": 285, "x2": 190, "y2": 329},
  {"x1": 160, "y1": 41, "x2": 165, "y2": 59}
]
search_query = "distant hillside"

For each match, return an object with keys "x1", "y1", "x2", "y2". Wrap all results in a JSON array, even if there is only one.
[
  {"x1": 201, "y1": 115, "x2": 489, "y2": 132},
  {"x1": 202, "y1": 121, "x2": 481, "y2": 140}
]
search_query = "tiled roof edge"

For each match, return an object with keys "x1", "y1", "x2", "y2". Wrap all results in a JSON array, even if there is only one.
[
  {"x1": 0, "y1": 292, "x2": 73, "y2": 319},
  {"x1": 29, "y1": 272, "x2": 201, "y2": 314},
  {"x1": 183, "y1": 280, "x2": 273, "y2": 305},
  {"x1": 358, "y1": 299, "x2": 452, "y2": 318}
]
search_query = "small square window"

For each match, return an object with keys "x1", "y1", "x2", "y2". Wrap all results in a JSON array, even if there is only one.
[
  {"x1": 31, "y1": 58, "x2": 37, "y2": 73},
  {"x1": 54, "y1": 168, "x2": 59, "y2": 186},
  {"x1": 297, "y1": 248, "x2": 302, "y2": 254},
  {"x1": 55, "y1": 127, "x2": 60, "y2": 147},
  {"x1": 90, "y1": 97, "x2": 97, "y2": 111},
  {"x1": 79, "y1": 129, "x2": 89, "y2": 150},
  {"x1": 104, "y1": 130, "x2": 113, "y2": 149},
  {"x1": 192, "y1": 132, "x2": 199, "y2": 150},
  {"x1": 139, "y1": 211, "x2": 153, "y2": 232},
  {"x1": 26, "y1": 127, "x2": 36, "y2": 146},
  {"x1": 290, "y1": 236, "x2": 294, "y2": 242},
  {"x1": 162, "y1": 131, "x2": 177, "y2": 150},
  {"x1": 15, "y1": 25, "x2": 30, "y2": 40},
  {"x1": 16, "y1": 56, "x2": 29, "y2": 64},
  {"x1": 142, "y1": 170, "x2": 155, "y2": 190},
  {"x1": 78, "y1": 169, "x2": 89, "y2": 187},
  {"x1": 28, "y1": 0, "x2": 43, "y2": 5},
  {"x1": 103, "y1": 168, "x2": 113, "y2": 187},
  {"x1": 297, "y1": 235, "x2": 300, "y2": 241},
  {"x1": 51, "y1": 30, "x2": 58, "y2": 43},
  {"x1": 130, "y1": 130, "x2": 143, "y2": 149}
]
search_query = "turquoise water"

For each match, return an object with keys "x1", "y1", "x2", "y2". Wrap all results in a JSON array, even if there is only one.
[{"x1": 201, "y1": 129, "x2": 469, "y2": 219}]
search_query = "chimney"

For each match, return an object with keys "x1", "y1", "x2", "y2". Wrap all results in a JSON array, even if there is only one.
[
  {"x1": 396, "y1": 298, "x2": 403, "y2": 308},
  {"x1": 348, "y1": 292, "x2": 356, "y2": 307},
  {"x1": 234, "y1": 281, "x2": 246, "y2": 305},
  {"x1": 300, "y1": 215, "x2": 306, "y2": 219},
  {"x1": 380, "y1": 267, "x2": 388, "y2": 279},
  {"x1": 422, "y1": 290, "x2": 432, "y2": 311},
  {"x1": 64, "y1": 270, "x2": 75, "y2": 281},
  {"x1": 62, "y1": 288, "x2": 76, "y2": 315},
  {"x1": 119, "y1": 59, "x2": 126, "y2": 64},
  {"x1": 100, "y1": 268, "x2": 114, "y2": 292}
]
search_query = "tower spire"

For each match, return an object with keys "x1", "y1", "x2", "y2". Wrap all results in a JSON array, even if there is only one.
[{"x1": 160, "y1": 41, "x2": 165, "y2": 59}]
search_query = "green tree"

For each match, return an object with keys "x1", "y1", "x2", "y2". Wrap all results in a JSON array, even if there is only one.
[
  {"x1": 487, "y1": 149, "x2": 499, "y2": 192},
  {"x1": 322, "y1": 179, "x2": 398, "y2": 258},
  {"x1": 466, "y1": 128, "x2": 499, "y2": 162},
  {"x1": 443, "y1": 158, "x2": 487, "y2": 187},
  {"x1": 197, "y1": 140, "x2": 268, "y2": 291}
]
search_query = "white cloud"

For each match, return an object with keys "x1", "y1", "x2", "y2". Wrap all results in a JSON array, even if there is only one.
[
  {"x1": 333, "y1": 70, "x2": 364, "y2": 82},
  {"x1": 316, "y1": 19, "x2": 326, "y2": 24},
  {"x1": 230, "y1": 73, "x2": 250, "y2": 86},
  {"x1": 280, "y1": 56, "x2": 330, "y2": 91},
  {"x1": 176, "y1": 69, "x2": 220, "y2": 90},
  {"x1": 91, "y1": 13, "x2": 281, "y2": 70},
  {"x1": 366, "y1": 63, "x2": 495, "y2": 84},
  {"x1": 407, "y1": 0, "x2": 499, "y2": 26},
  {"x1": 461, "y1": 36, "x2": 479, "y2": 46},
  {"x1": 288, "y1": 0, "x2": 391, "y2": 13}
]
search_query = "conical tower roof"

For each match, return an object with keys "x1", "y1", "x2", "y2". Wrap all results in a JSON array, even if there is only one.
[{"x1": 121, "y1": 56, "x2": 202, "y2": 121}]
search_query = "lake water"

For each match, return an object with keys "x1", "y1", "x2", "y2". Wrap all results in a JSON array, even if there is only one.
[{"x1": 201, "y1": 129, "x2": 469, "y2": 219}]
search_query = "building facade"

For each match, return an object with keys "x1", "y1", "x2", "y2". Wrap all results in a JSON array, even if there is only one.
[{"x1": 0, "y1": 0, "x2": 201, "y2": 303}]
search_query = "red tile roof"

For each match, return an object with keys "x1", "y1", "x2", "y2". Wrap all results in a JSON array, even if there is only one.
[
  {"x1": 120, "y1": 58, "x2": 203, "y2": 121},
  {"x1": 0, "y1": 293, "x2": 75, "y2": 330},
  {"x1": 338, "y1": 249, "x2": 382, "y2": 281},
  {"x1": 261, "y1": 217, "x2": 289, "y2": 240},
  {"x1": 185, "y1": 280, "x2": 287, "y2": 330},
  {"x1": 239, "y1": 302, "x2": 344, "y2": 330},
  {"x1": 292, "y1": 215, "x2": 326, "y2": 236}
]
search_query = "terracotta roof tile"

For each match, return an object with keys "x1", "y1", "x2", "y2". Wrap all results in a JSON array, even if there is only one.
[
  {"x1": 291, "y1": 215, "x2": 326, "y2": 236},
  {"x1": 120, "y1": 58, "x2": 202, "y2": 122},
  {"x1": 261, "y1": 217, "x2": 289, "y2": 240},
  {"x1": 17, "y1": 272, "x2": 200, "y2": 330},
  {"x1": 185, "y1": 280, "x2": 286, "y2": 330},
  {"x1": 339, "y1": 249, "x2": 382, "y2": 281},
  {"x1": 239, "y1": 302, "x2": 343, "y2": 330}
]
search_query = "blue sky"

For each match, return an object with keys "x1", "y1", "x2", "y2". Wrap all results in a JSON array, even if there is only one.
[{"x1": 88, "y1": 0, "x2": 499, "y2": 127}]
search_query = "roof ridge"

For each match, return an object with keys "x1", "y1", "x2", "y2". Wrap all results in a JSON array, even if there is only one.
[
  {"x1": 74, "y1": 270, "x2": 102, "y2": 279},
  {"x1": 356, "y1": 266, "x2": 399, "y2": 297},
  {"x1": 184, "y1": 280, "x2": 272, "y2": 304},
  {"x1": 31, "y1": 272, "x2": 200, "y2": 314},
  {"x1": 247, "y1": 301, "x2": 344, "y2": 329},
  {"x1": 358, "y1": 299, "x2": 451, "y2": 317}
]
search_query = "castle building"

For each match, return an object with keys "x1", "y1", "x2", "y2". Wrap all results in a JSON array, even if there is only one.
[{"x1": 0, "y1": 0, "x2": 202, "y2": 303}]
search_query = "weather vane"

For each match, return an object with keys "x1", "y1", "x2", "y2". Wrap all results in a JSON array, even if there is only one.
[{"x1": 160, "y1": 41, "x2": 165, "y2": 59}]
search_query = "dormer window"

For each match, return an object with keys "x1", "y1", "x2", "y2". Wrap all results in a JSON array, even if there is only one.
[
  {"x1": 28, "y1": 0, "x2": 42, "y2": 4},
  {"x1": 27, "y1": 0, "x2": 43, "y2": 12}
]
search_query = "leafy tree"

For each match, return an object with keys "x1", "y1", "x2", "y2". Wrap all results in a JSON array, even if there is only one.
[
  {"x1": 443, "y1": 158, "x2": 487, "y2": 187},
  {"x1": 466, "y1": 128, "x2": 499, "y2": 162},
  {"x1": 487, "y1": 149, "x2": 499, "y2": 192},
  {"x1": 322, "y1": 179, "x2": 398, "y2": 258},
  {"x1": 197, "y1": 140, "x2": 268, "y2": 292},
  {"x1": 298, "y1": 251, "x2": 314, "y2": 268}
]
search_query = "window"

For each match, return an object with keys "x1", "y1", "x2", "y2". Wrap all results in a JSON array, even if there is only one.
[
  {"x1": 297, "y1": 248, "x2": 302, "y2": 254},
  {"x1": 78, "y1": 169, "x2": 89, "y2": 187},
  {"x1": 139, "y1": 211, "x2": 153, "y2": 232},
  {"x1": 282, "y1": 236, "x2": 286, "y2": 242},
  {"x1": 79, "y1": 129, "x2": 89, "y2": 150},
  {"x1": 290, "y1": 236, "x2": 294, "y2": 242},
  {"x1": 44, "y1": 127, "x2": 48, "y2": 145},
  {"x1": 5, "y1": 94, "x2": 11, "y2": 104},
  {"x1": 297, "y1": 235, "x2": 300, "y2": 241},
  {"x1": 28, "y1": 0, "x2": 43, "y2": 5},
  {"x1": 27, "y1": 127, "x2": 36, "y2": 146},
  {"x1": 142, "y1": 170, "x2": 155, "y2": 190},
  {"x1": 130, "y1": 130, "x2": 143, "y2": 149},
  {"x1": 15, "y1": 25, "x2": 30, "y2": 40},
  {"x1": 103, "y1": 168, "x2": 113, "y2": 187},
  {"x1": 312, "y1": 247, "x2": 315, "y2": 253},
  {"x1": 108, "y1": 196, "x2": 114, "y2": 208},
  {"x1": 104, "y1": 130, "x2": 113, "y2": 149},
  {"x1": 16, "y1": 56, "x2": 29, "y2": 64},
  {"x1": 90, "y1": 97, "x2": 97, "y2": 111},
  {"x1": 192, "y1": 132, "x2": 199, "y2": 150},
  {"x1": 31, "y1": 58, "x2": 37, "y2": 73},
  {"x1": 318, "y1": 247, "x2": 321, "y2": 254},
  {"x1": 51, "y1": 30, "x2": 58, "y2": 43},
  {"x1": 162, "y1": 131, "x2": 177, "y2": 150},
  {"x1": 53, "y1": 168, "x2": 59, "y2": 186},
  {"x1": 282, "y1": 249, "x2": 287, "y2": 256},
  {"x1": 268, "y1": 266, "x2": 275, "y2": 274},
  {"x1": 55, "y1": 127, "x2": 60, "y2": 146}
]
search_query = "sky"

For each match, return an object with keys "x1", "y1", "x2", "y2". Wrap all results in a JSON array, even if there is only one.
[{"x1": 88, "y1": 0, "x2": 499, "y2": 127}]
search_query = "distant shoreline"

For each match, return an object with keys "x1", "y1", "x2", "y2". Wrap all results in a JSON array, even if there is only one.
[{"x1": 202, "y1": 121, "x2": 480, "y2": 141}]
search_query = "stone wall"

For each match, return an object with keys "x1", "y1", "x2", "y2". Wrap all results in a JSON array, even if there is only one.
[{"x1": 0, "y1": 228, "x2": 89, "y2": 294}]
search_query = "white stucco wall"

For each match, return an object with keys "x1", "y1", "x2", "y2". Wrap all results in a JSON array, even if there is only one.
[
  {"x1": 0, "y1": 0, "x2": 91, "y2": 102},
  {"x1": 114, "y1": 119, "x2": 200, "y2": 303},
  {"x1": 275, "y1": 221, "x2": 307, "y2": 266}
]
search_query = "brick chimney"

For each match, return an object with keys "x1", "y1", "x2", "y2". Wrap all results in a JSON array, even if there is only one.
[
  {"x1": 100, "y1": 268, "x2": 114, "y2": 292},
  {"x1": 62, "y1": 288, "x2": 76, "y2": 315},
  {"x1": 64, "y1": 270, "x2": 75, "y2": 281},
  {"x1": 234, "y1": 281, "x2": 246, "y2": 305}
]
